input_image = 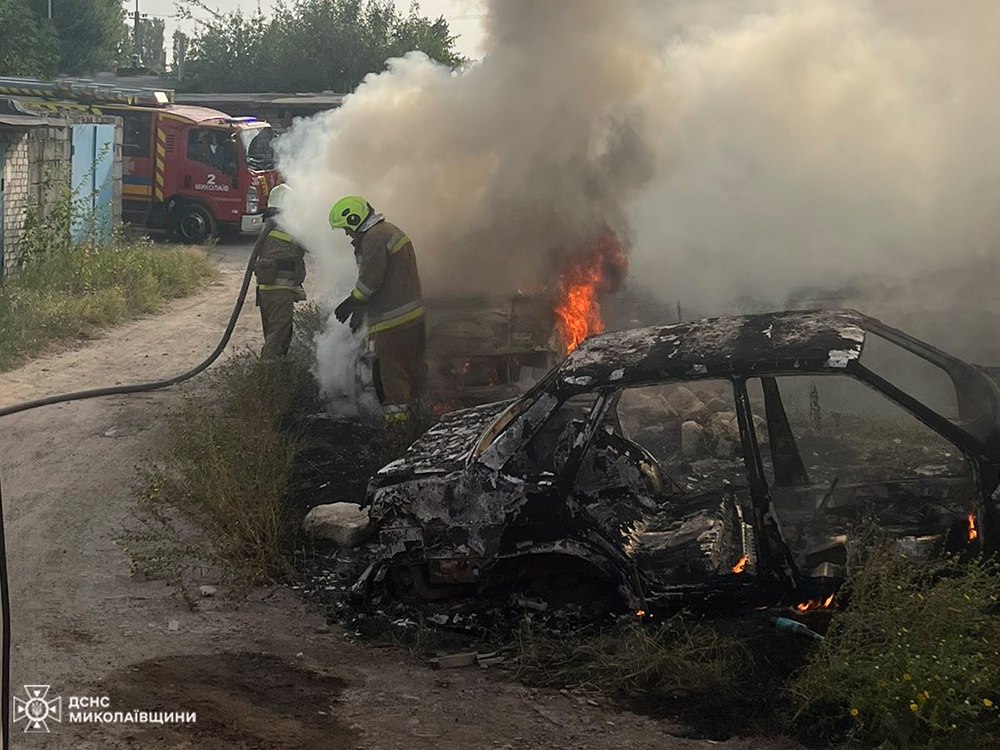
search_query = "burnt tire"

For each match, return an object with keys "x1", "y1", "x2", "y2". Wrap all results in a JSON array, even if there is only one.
[{"x1": 172, "y1": 203, "x2": 216, "y2": 244}]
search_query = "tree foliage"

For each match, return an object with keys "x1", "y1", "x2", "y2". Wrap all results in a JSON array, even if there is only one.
[
  {"x1": 179, "y1": 0, "x2": 464, "y2": 93},
  {"x1": 26, "y1": 0, "x2": 125, "y2": 75},
  {"x1": 0, "y1": 0, "x2": 59, "y2": 78}
]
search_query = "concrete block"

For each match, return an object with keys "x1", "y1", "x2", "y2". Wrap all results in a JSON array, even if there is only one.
[
  {"x1": 681, "y1": 420, "x2": 705, "y2": 458},
  {"x1": 302, "y1": 503, "x2": 371, "y2": 548}
]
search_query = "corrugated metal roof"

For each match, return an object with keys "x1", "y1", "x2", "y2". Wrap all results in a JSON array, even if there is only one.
[
  {"x1": 0, "y1": 115, "x2": 51, "y2": 127},
  {"x1": 0, "y1": 97, "x2": 65, "y2": 127},
  {"x1": 176, "y1": 92, "x2": 345, "y2": 108}
]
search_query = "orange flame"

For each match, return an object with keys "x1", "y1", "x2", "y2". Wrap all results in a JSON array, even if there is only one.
[
  {"x1": 732, "y1": 555, "x2": 749, "y2": 574},
  {"x1": 968, "y1": 513, "x2": 979, "y2": 542},
  {"x1": 796, "y1": 594, "x2": 835, "y2": 613},
  {"x1": 554, "y1": 231, "x2": 628, "y2": 353}
]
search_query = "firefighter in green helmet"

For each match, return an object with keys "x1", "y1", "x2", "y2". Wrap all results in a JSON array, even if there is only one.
[{"x1": 329, "y1": 196, "x2": 426, "y2": 424}]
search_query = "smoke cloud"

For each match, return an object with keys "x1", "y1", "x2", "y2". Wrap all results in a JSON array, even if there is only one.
[
  {"x1": 277, "y1": 0, "x2": 669, "y2": 298},
  {"x1": 627, "y1": 0, "x2": 1000, "y2": 360},
  {"x1": 277, "y1": 0, "x2": 1000, "y2": 383}
]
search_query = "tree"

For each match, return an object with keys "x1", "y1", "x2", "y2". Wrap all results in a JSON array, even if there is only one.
[
  {"x1": 181, "y1": 7, "x2": 267, "y2": 91},
  {"x1": 178, "y1": 0, "x2": 463, "y2": 93},
  {"x1": 28, "y1": 0, "x2": 125, "y2": 74},
  {"x1": 0, "y1": 0, "x2": 59, "y2": 77}
]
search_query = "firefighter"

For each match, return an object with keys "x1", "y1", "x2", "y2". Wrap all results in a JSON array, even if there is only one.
[
  {"x1": 329, "y1": 196, "x2": 426, "y2": 424},
  {"x1": 253, "y1": 183, "x2": 307, "y2": 359}
]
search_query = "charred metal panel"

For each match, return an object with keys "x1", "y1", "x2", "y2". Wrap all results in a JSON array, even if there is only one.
[
  {"x1": 558, "y1": 310, "x2": 868, "y2": 391},
  {"x1": 372, "y1": 400, "x2": 513, "y2": 485}
]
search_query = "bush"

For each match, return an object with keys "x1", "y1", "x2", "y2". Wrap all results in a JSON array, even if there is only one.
[
  {"x1": 793, "y1": 525, "x2": 1000, "y2": 749},
  {"x1": 0, "y1": 238, "x2": 216, "y2": 371}
]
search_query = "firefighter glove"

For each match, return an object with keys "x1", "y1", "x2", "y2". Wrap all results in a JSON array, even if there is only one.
[{"x1": 335, "y1": 295, "x2": 359, "y2": 324}]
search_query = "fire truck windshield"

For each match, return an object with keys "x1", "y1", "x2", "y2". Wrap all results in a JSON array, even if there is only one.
[{"x1": 240, "y1": 127, "x2": 275, "y2": 170}]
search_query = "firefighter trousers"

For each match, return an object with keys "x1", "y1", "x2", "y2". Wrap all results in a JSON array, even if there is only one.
[
  {"x1": 257, "y1": 287, "x2": 296, "y2": 359},
  {"x1": 373, "y1": 320, "x2": 427, "y2": 422}
]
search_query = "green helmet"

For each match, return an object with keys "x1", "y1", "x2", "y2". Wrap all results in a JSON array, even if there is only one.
[{"x1": 329, "y1": 195, "x2": 371, "y2": 231}]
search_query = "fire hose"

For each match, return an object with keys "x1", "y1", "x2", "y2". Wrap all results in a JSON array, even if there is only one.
[{"x1": 0, "y1": 240, "x2": 262, "y2": 748}]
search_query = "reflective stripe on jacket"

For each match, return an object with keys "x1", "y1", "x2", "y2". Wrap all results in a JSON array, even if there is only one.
[{"x1": 351, "y1": 220, "x2": 424, "y2": 335}]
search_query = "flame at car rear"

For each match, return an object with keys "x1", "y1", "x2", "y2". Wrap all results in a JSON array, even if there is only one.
[
  {"x1": 968, "y1": 512, "x2": 979, "y2": 542},
  {"x1": 732, "y1": 555, "x2": 749, "y2": 574},
  {"x1": 796, "y1": 594, "x2": 835, "y2": 613},
  {"x1": 554, "y1": 231, "x2": 628, "y2": 353}
]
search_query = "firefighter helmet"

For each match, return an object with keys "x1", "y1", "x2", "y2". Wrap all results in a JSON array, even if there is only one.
[
  {"x1": 329, "y1": 195, "x2": 371, "y2": 231},
  {"x1": 267, "y1": 183, "x2": 291, "y2": 211}
]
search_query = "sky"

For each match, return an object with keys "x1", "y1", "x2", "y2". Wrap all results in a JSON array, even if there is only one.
[{"x1": 135, "y1": 0, "x2": 487, "y2": 60}]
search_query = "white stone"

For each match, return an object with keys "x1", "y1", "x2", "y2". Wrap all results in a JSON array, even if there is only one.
[
  {"x1": 303, "y1": 503, "x2": 371, "y2": 548},
  {"x1": 704, "y1": 396, "x2": 730, "y2": 414},
  {"x1": 706, "y1": 411, "x2": 740, "y2": 443},
  {"x1": 681, "y1": 421, "x2": 705, "y2": 458},
  {"x1": 666, "y1": 386, "x2": 705, "y2": 418}
]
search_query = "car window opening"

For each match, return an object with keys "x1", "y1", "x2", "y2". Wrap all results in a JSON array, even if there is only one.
[{"x1": 747, "y1": 375, "x2": 976, "y2": 582}]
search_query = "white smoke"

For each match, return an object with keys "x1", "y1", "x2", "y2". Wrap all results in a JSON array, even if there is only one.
[
  {"x1": 628, "y1": 0, "x2": 1000, "y2": 360},
  {"x1": 277, "y1": 0, "x2": 1000, "y2": 398}
]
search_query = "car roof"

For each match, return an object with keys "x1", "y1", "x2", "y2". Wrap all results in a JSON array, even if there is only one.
[{"x1": 556, "y1": 309, "x2": 870, "y2": 388}]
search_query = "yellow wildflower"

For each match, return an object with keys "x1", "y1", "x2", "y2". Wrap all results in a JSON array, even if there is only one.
[
  {"x1": 910, "y1": 703, "x2": 919, "y2": 713},
  {"x1": 984, "y1": 699, "x2": 994, "y2": 709},
  {"x1": 850, "y1": 708, "x2": 859, "y2": 718},
  {"x1": 903, "y1": 673, "x2": 912, "y2": 682}
]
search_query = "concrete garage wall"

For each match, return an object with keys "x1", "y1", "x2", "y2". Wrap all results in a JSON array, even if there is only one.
[
  {"x1": 29, "y1": 124, "x2": 73, "y2": 224},
  {"x1": 0, "y1": 115, "x2": 122, "y2": 278},
  {"x1": 1, "y1": 127, "x2": 30, "y2": 275}
]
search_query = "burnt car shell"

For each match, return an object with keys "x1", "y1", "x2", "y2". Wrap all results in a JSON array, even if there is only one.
[{"x1": 358, "y1": 310, "x2": 1000, "y2": 611}]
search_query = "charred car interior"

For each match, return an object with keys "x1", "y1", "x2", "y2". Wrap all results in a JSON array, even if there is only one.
[{"x1": 352, "y1": 310, "x2": 999, "y2": 615}]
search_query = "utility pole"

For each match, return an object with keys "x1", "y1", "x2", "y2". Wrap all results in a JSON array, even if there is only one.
[
  {"x1": 47, "y1": 0, "x2": 52, "y2": 18},
  {"x1": 132, "y1": 0, "x2": 141, "y2": 68}
]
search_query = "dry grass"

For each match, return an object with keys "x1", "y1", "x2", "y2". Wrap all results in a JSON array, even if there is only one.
[
  {"x1": 515, "y1": 615, "x2": 751, "y2": 699},
  {"x1": 0, "y1": 238, "x2": 216, "y2": 371}
]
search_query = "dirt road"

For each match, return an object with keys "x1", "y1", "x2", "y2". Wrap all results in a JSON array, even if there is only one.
[{"x1": 0, "y1": 244, "x2": 799, "y2": 749}]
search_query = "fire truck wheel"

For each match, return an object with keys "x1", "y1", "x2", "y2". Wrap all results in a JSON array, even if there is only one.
[{"x1": 172, "y1": 203, "x2": 217, "y2": 244}]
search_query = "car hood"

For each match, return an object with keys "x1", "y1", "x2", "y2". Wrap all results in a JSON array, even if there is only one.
[{"x1": 371, "y1": 400, "x2": 515, "y2": 486}]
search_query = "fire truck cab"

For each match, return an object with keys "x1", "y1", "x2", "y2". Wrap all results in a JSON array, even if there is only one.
[
  {"x1": 0, "y1": 78, "x2": 282, "y2": 243},
  {"x1": 118, "y1": 105, "x2": 281, "y2": 242}
]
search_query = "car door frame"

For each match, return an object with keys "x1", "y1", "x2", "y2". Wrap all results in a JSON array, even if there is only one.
[{"x1": 478, "y1": 377, "x2": 799, "y2": 602}]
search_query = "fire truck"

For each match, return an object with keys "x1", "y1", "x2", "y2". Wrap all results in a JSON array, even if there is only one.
[{"x1": 0, "y1": 77, "x2": 282, "y2": 242}]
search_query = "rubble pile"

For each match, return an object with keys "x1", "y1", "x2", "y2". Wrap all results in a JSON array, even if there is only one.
[
  {"x1": 296, "y1": 548, "x2": 623, "y2": 647},
  {"x1": 619, "y1": 385, "x2": 768, "y2": 462}
]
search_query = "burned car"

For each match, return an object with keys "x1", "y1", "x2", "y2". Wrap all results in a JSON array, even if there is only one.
[{"x1": 354, "y1": 310, "x2": 999, "y2": 612}]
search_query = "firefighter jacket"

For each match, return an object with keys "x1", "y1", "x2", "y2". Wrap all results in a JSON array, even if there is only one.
[
  {"x1": 350, "y1": 219, "x2": 424, "y2": 335},
  {"x1": 253, "y1": 219, "x2": 307, "y2": 301}
]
